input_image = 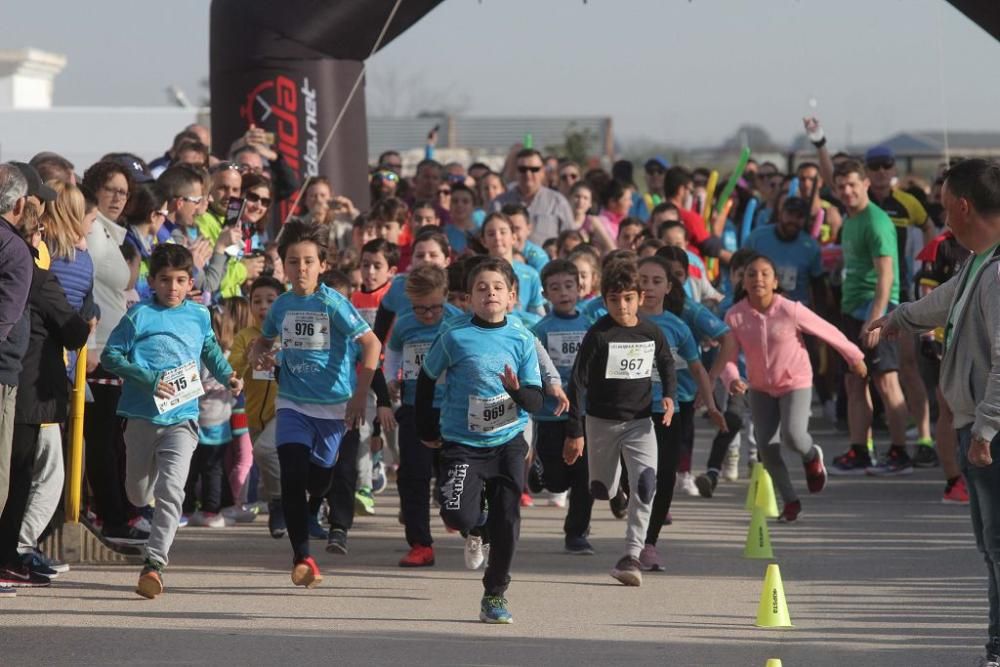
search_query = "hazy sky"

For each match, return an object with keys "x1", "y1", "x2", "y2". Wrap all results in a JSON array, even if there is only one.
[{"x1": 3, "y1": 0, "x2": 998, "y2": 148}]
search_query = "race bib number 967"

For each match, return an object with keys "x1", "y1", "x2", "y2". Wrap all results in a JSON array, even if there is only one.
[{"x1": 605, "y1": 341, "x2": 655, "y2": 380}]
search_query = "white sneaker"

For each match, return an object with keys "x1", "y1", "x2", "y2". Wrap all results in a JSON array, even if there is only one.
[
  {"x1": 678, "y1": 472, "x2": 699, "y2": 497},
  {"x1": 464, "y1": 535, "x2": 485, "y2": 570},
  {"x1": 547, "y1": 491, "x2": 568, "y2": 508},
  {"x1": 133, "y1": 516, "x2": 152, "y2": 533},
  {"x1": 722, "y1": 447, "x2": 740, "y2": 482},
  {"x1": 222, "y1": 505, "x2": 258, "y2": 523},
  {"x1": 192, "y1": 511, "x2": 233, "y2": 528}
]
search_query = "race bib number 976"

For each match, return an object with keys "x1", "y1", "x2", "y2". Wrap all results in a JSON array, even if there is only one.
[
  {"x1": 605, "y1": 341, "x2": 655, "y2": 380},
  {"x1": 282, "y1": 311, "x2": 330, "y2": 351}
]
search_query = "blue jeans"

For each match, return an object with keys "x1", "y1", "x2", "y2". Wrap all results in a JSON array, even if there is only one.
[{"x1": 957, "y1": 426, "x2": 1000, "y2": 658}]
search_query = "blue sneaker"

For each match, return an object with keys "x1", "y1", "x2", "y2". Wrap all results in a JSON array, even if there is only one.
[
  {"x1": 479, "y1": 595, "x2": 513, "y2": 624},
  {"x1": 20, "y1": 551, "x2": 58, "y2": 579},
  {"x1": 308, "y1": 513, "x2": 328, "y2": 540},
  {"x1": 372, "y1": 459, "x2": 387, "y2": 495}
]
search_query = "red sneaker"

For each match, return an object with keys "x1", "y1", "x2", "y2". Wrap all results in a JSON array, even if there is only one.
[
  {"x1": 804, "y1": 445, "x2": 827, "y2": 493},
  {"x1": 942, "y1": 476, "x2": 970, "y2": 505},
  {"x1": 777, "y1": 500, "x2": 802, "y2": 523},
  {"x1": 291, "y1": 556, "x2": 322, "y2": 588},
  {"x1": 520, "y1": 492, "x2": 534, "y2": 508},
  {"x1": 398, "y1": 544, "x2": 435, "y2": 568}
]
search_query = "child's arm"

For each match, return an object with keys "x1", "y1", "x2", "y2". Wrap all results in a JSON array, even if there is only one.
[
  {"x1": 229, "y1": 329, "x2": 251, "y2": 380},
  {"x1": 793, "y1": 301, "x2": 866, "y2": 377},
  {"x1": 202, "y1": 333, "x2": 242, "y2": 396},
  {"x1": 653, "y1": 330, "x2": 677, "y2": 425},
  {"x1": 708, "y1": 331, "x2": 737, "y2": 384},
  {"x1": 564, "y1": 329, "x2": 596, "y2": 442},
  {"x1": 533, "y1": 337, "x2": 569, "y2": 416},
  {"x1": 101, "y1": 315, "x2": 162, "y2": 392},
  {"x1": 690, "y1": 360, "x2": 727, "y2": 432},
  {"x1": 346, "y1": 330, "x2": 381, "y2": 428},
  {"x1": 247, "y1": 334, "x2": 277, "y2": 371}
]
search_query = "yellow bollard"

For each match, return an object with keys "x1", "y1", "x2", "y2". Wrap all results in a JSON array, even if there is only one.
[
  {"x1": 65, "y1": 347, "x2": 87, "y2": 523},
  {"x1": 702, "y1": 170, "x2": 719, "y2": 230}
]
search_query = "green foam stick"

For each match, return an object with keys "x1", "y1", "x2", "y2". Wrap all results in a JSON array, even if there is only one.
[
  {"x1": 714, "y1": 146, "x2": 752, "y2": 215},
  {"x1": 524, "y1": 133, "x2": 533, "y2": 149}
]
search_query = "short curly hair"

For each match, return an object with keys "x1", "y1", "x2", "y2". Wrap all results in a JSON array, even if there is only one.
[{"x1": 82, "y1": 160, "x2": 133, "y2": 199}]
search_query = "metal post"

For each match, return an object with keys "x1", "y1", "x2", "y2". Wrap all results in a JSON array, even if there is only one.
[{"x1": 65, "y1": 347, "x2": 87, "y2": 523}]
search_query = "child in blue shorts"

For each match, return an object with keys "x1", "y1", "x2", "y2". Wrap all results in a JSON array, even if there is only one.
[{"x1": 249, "y1": 221, "x2": 381, "y2": 588}]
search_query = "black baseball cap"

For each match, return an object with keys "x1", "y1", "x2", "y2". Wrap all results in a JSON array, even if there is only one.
[{"x1": 10, "y1": 161, "x2": 56, "y2": 202}]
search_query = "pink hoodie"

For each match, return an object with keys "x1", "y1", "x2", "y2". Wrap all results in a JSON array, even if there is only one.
[{"x1": 723, "y1": 294, "x2": 864, "y2": 397}]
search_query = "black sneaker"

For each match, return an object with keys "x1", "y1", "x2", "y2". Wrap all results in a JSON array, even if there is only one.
[
  {"x1": 866, "y1": 446, "x2": 914, "y2": 477},
  {"x1": 565, "y1": 536, "x2": 595, "y2": 555},
  {"x1": 0, "y1": 565, "x2": 51, "y2": 588},
  {"x1": 102, "y1": 523, "x2": 150, "y2": 545},
  {"x1": 527, "y1": 457, "x2": 545, "y2": 494},
  {"x1": 829, "y1": 445, "x2": 872, "y2": 476},
  {"x1": 326, "y1": 528, "x2": 348, "y2": 555},
  {"x1": 694, "y1": 471, "x2": 718, "y2": 498},
  {"x1": 610, "y1": 555, "x2": 642, "y2": 586},
  {"x1": 913, "y1": 445, "x2": 939, "y2": 468},
  {"x1": 609, "y1": 488, "x2": 628, "y2": 520},
  {"x1": 267, "y1": 500, "x2": 286, "y2": 539},
  {"x1": 20, "y1": 551, "x2": 58, "y2": 579}
]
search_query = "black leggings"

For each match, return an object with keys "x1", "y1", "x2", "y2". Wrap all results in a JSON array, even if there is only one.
[
  {"x1": 308, "y1": 429, "x2": 360, "y2": 532},
  {"x1": 0, "y1": 423, "x2": 40, "y2": 565},
  {"x1": 278, "y1": 444, "x2": 336, "y2": 562},
  {"x1": 705, "y1": 391, "x2": 747, "y2": 472},
  {"x1": 646, "y1": 403, "x2": 693, "y2": 546},
  {"x1": 83, "y1": 370, "x2": 131, "y2": 529},
  {"x1": 183, "y1": 444, "x2": 227, "y2": 514}
]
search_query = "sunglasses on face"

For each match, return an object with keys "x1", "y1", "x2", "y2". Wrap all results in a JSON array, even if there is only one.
[
  {"x1": 373, "y1": 170, "x2": 399, "y2": 182},
  {"x1": 517, "y1": 165, "x2": 543, "y2": 174},
  {"x1": 181, "y1": 195, "x2": 204, "y2": 204},
  {"x1": 210, "y1": 161, "x2": 248, "y2": 175},
  {"x1": 437, "y1": 189, "x2": 452, "y2": 197},
  {"x1": 560, "y1": 172, "x2": 579, "y2": 182},
  {"x1": 245, "y1": 191, "x2": 271, "y2": 206},
  {"x1": 866, "y1": 159, "x2": 895, "y2": 171}
]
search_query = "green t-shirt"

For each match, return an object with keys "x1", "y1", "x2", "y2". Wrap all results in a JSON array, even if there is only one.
[
  {"x1": 945, "y1": 244, "x2": 998, "y2": 349},
  {"x1": 840, "y1": 203, "x2": 900, "y2": 316}
]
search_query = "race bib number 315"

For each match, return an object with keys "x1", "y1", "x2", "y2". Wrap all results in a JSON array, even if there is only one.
[
  {"x1": 282, "y1": 311, "x2": 330, "y2": 350},
  {"x1": 605, "y1": 341, "x2": 655, "y2": 380},
  {"x1": 154, "y1": 361, "x2": 205, "y2": 414},
  {"x1": 467, "y1": 393, "x2": 518, "y2": 434}
]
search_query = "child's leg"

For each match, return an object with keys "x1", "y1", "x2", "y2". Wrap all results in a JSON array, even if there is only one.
[
  {"x1": 645, "y1": 409, "x2": 685, "y2": 547},
  {"x1": 482, "y1": 435, "x2": 529, "y2": 597},
  {"x1": 705, "y1": 391, "x2": 746, "y2": 472},
  {"x1": 778, "y1": 388, "x2": 817, "y2": 460},
  {"x1": 396, "y1": 406, "x2": 436, "y2": 547},
  {"x1": 251, "y1": 421, "x2": 281, "y2": 502},
  {"x1": 227, "y1": 433, "x2": 253, "y2": 505},
  {"x1": 534, "y1": 421, "x2": 570, "y2": 493},
  {"x1": 438, "y1": 443, "x2": 488, "y2": 534},
  {"x1": 182, "y1": 446, "x2": 204, "y2": 516},
  {"x1": 144, "y1": 421, "x2": 199, "y2": 566},
  {"x1": 747, "y1": 391, "x2": 796, "y2": 504},
  {"x1": 584, "y1": 416, "x2": 624, "y2": 501},
  {"x1": 278, "y1": 444, "x2": 312, "y2": 561},
  {"x1": 123, "y1": 420, "x2": 164, "y2": 511},
  {"x1": 200, "y1": 445, "x2": 227, "y2": 514},
  {"x1": 326, "y1": 429, "x2": 360, "y2": 533},
  {"x1": 619, "y1": 419, "x2": 658, "y2": 559},
  {"x1": 19, "y1": 424, "x2": 64, "y2": 553},
  {"x1": 355, "y1": 397, "x2": 375, "y2": 490}
]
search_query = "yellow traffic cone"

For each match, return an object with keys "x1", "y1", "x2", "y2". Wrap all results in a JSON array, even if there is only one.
[
  {"x1": 765, "y1": 660, "x2": 783, "y2": 667},
  {"x1": 743, "y1": 507, "x2": 774, "y2": 559},
  {"x1": 744, "y1": 462, "x2": 762, "y2": 511},
  {"x1": 755, "y1": 563, "x2": 792, "y2": 627},
  {"x1": 754, "y1": 467, "x2": 780, "y2": 518}
]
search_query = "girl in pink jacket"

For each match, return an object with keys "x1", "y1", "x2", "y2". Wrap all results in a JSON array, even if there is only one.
[{"x1": 722, "y1": 254, "x2": 867, "y2": 521}]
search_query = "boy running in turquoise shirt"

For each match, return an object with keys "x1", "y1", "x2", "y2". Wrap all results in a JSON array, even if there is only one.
[{"x1": 102, "y1": 244, "x2": 243, "y2": 599}]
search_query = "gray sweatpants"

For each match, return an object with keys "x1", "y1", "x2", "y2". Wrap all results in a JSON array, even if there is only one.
[
  {"x1": 0, "y1": 385, "x2": 17, "y2": 516},
  {"x1": 586, "y1": 415, "x2": 658, "y2": 559},
  {"x1": 748, "y1": 387, "x2": 816, "y2": 504},
  {"x1": 18, "y1": 424, "x2": 63, "y2": 552},
  {"x1": 251, "y1": 420, "x2": 280, "y2": 501},
  {"x1": 124, "y1": 419, "x2": 198, "y2": 566}
]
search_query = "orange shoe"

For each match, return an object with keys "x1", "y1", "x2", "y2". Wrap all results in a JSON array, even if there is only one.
[
  {"x1": 519, "y1": 492, "x2": 534, "y2": 508},
  {"x1": 398, "y1": 544, "x2": 435, "y2": 568},
  {"x1": 135, "y1": 562, "x2": 164, "y2": 599},
  {"x1": 291, "y1": 556, "x2": 322, "y2": 588},
  {"x1": 943, "y1": 476, "x2": 970, "y2": 505}
]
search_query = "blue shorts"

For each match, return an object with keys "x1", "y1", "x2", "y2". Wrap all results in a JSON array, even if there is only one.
[{"x1": 275, "y1": 409, "x2": 347, "y2": 468}]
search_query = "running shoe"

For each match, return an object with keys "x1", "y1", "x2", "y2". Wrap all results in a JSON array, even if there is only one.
[
  {"x1": 464, "y1": 535, "x2": 485, "y2": 570},
  {"x1": 609, "y1": 488, "x2": 628, "y2": 519},
  {"x1": 829, "y1": 445, "x2": 872, "y2": 476},
  {"x1": 942, "y1": 477, "x2": 970, "y2": 505},
  {"x1": 913, "y1": 444, "x2": 940, "y2": 468},
  {"x1": 777, "y1": 500, "x2": 802, "y2": 523},
  {"x1": 722, "y1": 447, "x2": 740, "y2": 481},
  {"x1": 519, "y1": 492, "x2": 534, "y2": 508},
  {"x1": 131, "y1": 515, "x2": 153, "y2": 534},
  {"x1": 267, "y1": 500, "x2": 286, "y2": 539},
  {"x1": 804, "y1": 445, "x2": 827, "y2": 493},
  {"x1": 354, "y1": 488, "x2": 376, "y2": 516},
  {"x1": 398, "y1": 544, "x2": 435, "y2": 567},
  {"x1": 695, "y1": 471, "x2": 718, "y2": 498},
  {"x1": 983, "y1": 653, "x2": 1000, "y2": 667},
  {"x1": 102, "y1": 523, "x2": 150, "y2": 545},
  {"x1": 0, "y1": 565, "x2": 50, "y2": 588},
  {"x1": 307, "y1": 513, "x2": 328, "y2": 540},
  {"x1": 527, "y1": 457, "x2": 545, "y2": 494},
  {"x1": 610, "y1": 555, "x2": 642, "y2": 586},
  {"x1": 479, "y1": 595, "x2": 513, "y2": 624},
  {"x1": 24, "y1": 549, "x2": 69, "y2": 575},
  {"x1": 192, "y1": 511, "x2": 234, "y2": 528},
  {"x1": 178, "y1": 514, "x2": 189, "y2": 528},
  {"x1": 222, "y1": 504, "x2": 259, "y2": 523},
  {"x1": 564, "y1": 536, "x2": 595, "y2": 555},
  {"x1": 548, "y1": 491, "x2": 568, "y2": 508},
  {"x1": 638, "y1": 544, "x2": 664, "y2": 572},
  {"x1": 20, "y1": 551, "x2": 58, "y2": 579},
  {"x1": 135, "y1": 560, "x2": 164, "y2": 599},
  {"x1": 291, "y1": 556, "x2": 322, "y2": 588},
  {"x1": 372, "y1": 459, "x2": 387, "y2": 495},
  {"x1": 678, "y1": 471, "x2": 699, "y2": 497},
  {"x1": 0, "y1": 584, "x2": 14, "y2": 598},
  {"x1": 866, "y1": 446, "x2": 914, "y2": 477},
  {"x1": 326, "y1": 528, "x2": 348, "y2": 555}
]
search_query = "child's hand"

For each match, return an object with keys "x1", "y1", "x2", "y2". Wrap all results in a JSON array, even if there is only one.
[
  {"x1": 421, "y1": 439, "x2": 442, "y2": 450},
  {"x1": 377, "y1": 406, "x2": 397, "y2": 433},
  {"x1": 498, "y1": 364, "x2": 520, "y2": 393},
  {"x1": 661, "y1": 398, "x2": 675, "y2": 426},
  {"x1": 849, "y1": 360, "x2": 868, "y2": 379},
  {"x1": 251, "y1": 342, "x2": 277, "y2": 371},
  {"x1": 546, "y1": 383, "x2": 569, "y2": 416},
  {"x1": 370, "y1": 435, "x2": 384, "y2": 453},
  {"x1": 563, "y1": 436, "x2": 585, "y2": 465},
  {"x1": 228, "y1": 376, "x2": 244, "y2": 397},
  {"x1": 388, "y1": 380, "x2": 401, "y2": 402},
  {"x1": 154, "y1": 379, "x2": 176, "y2": 400},
  {"x1": 345, "y1": 393, "x2": 367, "y2": 429},
  {"x1": 730, "y1": 379, "x2": 748, "y2": 395},
  {"x1": 707, "y1": 406, "x2": 728, "y2": 433}
]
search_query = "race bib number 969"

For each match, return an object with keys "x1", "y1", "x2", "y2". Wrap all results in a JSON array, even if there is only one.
[{"x1": 467, "y1": 393, "x2": 518, "y2": 434}]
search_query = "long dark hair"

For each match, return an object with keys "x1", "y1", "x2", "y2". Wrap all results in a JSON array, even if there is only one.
[{"x1": 734, "y1": 253, "x2": 782, "y2": 303}]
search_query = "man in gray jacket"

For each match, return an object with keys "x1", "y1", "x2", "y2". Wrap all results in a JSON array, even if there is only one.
[{"x1": 866, "y1": 158, "x2": 1000, "y2": 667}]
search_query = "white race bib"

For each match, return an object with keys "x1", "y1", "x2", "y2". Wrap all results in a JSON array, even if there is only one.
[
  {"x1": 154, "y1": 361, "x2": 205, "y2": 414},
  {"x1": 357, "y1": 308, "x2": 377, "y2": 327},
  {"x1": 547, "y1": 331, "x2": 584, "y2": 369},
  {"x1": 402, "y1": 341, "x2": 432, "y2": 381},
  {"x1": 282, "y1": 311, "x2": 330, "y2": 350},
  {"x1": 252, "y1": 368, "x2": 275, "y2": 381},
  {"x1": 776, "y1": 265, "x2": 798, "y2": 292},
  {"x1": 605, "y1": 341, "x2": 655, "y2": 380},
  {"x1": 467, "y1": 393, "x2": 518, "y2": 434}
]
